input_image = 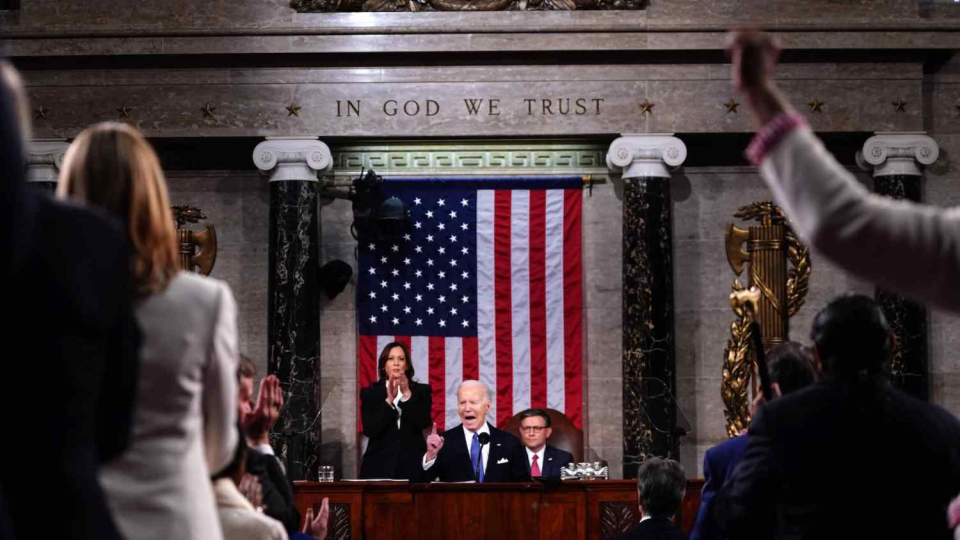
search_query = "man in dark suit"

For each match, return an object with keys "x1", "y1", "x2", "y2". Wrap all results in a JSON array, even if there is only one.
[
  {"x1": 421, "y1": 380, "x2": 530, "y2": 482},
  {"x1": 691, "y1": 342, "x2": 818, "y2": 540},
  {"x1": 516, "y1": 408, "x2": 574, "y2": 480},
  {"x1": 610, "y1": 458, "x2": 688, "y2": 540},
  {"x1": 0, "y1": 61, "x2": 140, "y2": 540},
  {"x1": 715, "y1": 294, "x2": 960, "y2": 539}
]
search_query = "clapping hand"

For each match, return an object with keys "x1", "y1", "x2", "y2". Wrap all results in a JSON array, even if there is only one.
[
  {"x1": 238, "y1": 473, "x2": 264, "y2": 512},
  {"x1": 397, "y1": 372, "x2": 411, "y2": 399},
  {"x1": 425, "y1": 422, "x2": 444, "y2": 461},
  {"x1": 244, "y1": 375, "x2": 283, "y2": 446},
  {"x1": 726, "y1": 30, "x2": 789, "y2": 128},
  {"x1": 302, "y1": 497, "x2": 329, "y2": 540},
  {"x1": 386, "y1": 376, "x2": 398, "y2": 405}
]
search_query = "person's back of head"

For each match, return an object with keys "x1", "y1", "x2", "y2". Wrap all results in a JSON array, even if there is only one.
[
  {"x1": 56, "y1": 122, "x2": 179, "y2": 296},
  {"x1": 810, "y1": 293, "x2": 890, "y2": 383},
  {"x1": 637, "y1": 457, "x2": 686, "y2": 520},
  {"x1": 766, "y1": 341, "x2": 817, "y2": 395}
]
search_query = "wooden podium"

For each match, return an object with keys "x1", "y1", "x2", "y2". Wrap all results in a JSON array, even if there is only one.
[{"x1": 294, "y1": 479, "x2": 704, "y2": 540}]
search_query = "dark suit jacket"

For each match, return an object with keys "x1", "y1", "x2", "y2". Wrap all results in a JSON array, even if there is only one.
[
  {"x1": 715, "y1": 381, "x2": 960, "y2": 540},
  {"x1": 360, "y1": 380, "x2": 432, "y2": 480},
  {"x1": 421, "y1": 423, "x2": 531, "y2": 482},
  {"x1": 526, "y1": 445, "x2": 574, "y2": 480},
  {"x1": 1, "y1": 186, "x2": 140, "y2": 539},
  {"x1": 690, "y1": 435, "x2": 748, "y2": 540},
  {"x1": 609, "y1": 517, "x2": 689, "y2": 540},
  {"x1": 247, "y1": 449, "x2": 300, "y2": 534}
]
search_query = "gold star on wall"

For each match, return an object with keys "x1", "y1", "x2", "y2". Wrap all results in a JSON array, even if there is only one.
[
  {"x1": 956, "y1": 102, "x2": 960, "y2": 116},
  {"x1": 201, "y1": 102, "x2": 217, "y2": 118},
  {"x1": 639, "y1": 99, "x2": 655, "y2": 115},
  {"x1": 34, "y1": 104, "x2": 48, "y2": 119},
  {"x1": 892, "y1": 97, "x2": 907, "y2": 113},
  {"x1": 808, "y1": 98, "x2": 825, "y2": 113},
  {"x1": 117, "y1": 105, "x2": 133, "y2": 118},
  {"x1": 286, "y1": 103, "x2": 302, "y2": 117},
  {"x1": 724, "y1": 99, "x2": 740, "y2": 114}
]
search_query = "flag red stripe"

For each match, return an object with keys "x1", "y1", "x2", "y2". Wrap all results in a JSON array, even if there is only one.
[
  {"x1": 394, "y1": 335, "x2": 412, "y2": 363},
  {"x1": 428, "y1": 336, "x2": 446, "y2": 431},
  {"x1": 462, "y1": 336, "x2": 479, "y2": 382},
  {"x1": 563, "y1": 189, "x2": 583, "y2": 429},
  {"x1": 528, "y1": 190, "x2": 548, "y2": 409},
  {"x1": 358, "y1": 335, "x2": 379, "y2": 432},
  {"x1": 494, "y1": 190, "x2": 514, "y2": 427}
]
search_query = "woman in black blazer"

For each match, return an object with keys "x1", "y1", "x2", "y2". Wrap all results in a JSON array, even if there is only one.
[{"x1": 359, "y1": 342, "x2": 433, "y2": 480}]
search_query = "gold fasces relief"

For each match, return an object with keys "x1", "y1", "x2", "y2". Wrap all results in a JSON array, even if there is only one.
[
  {"x1": 291, "y1": 0, "x2": 645, "y2": 12},
  {"x1": 172, "y1": 205, "x2": 218, "y2": 276},
  {"x1": 721, "y1": 202, "x2": 810, "y2": 437}
]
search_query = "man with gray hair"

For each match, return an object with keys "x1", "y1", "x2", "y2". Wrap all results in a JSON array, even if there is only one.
[
  {"x1": 609, "y1": 458, "x2": 688, "y2": 540},
  {"x1": 421, "y1": 380, "x2": 529, "y2": 482}
]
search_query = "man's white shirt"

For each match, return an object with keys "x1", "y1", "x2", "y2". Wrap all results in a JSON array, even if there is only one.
[{"x1": 423, "y1": 422, "x2": 491, "y2": 472}]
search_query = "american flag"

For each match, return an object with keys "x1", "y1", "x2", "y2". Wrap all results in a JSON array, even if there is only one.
[{"x1": 357, "y1": 178, "x2": 583, "y2": 431}]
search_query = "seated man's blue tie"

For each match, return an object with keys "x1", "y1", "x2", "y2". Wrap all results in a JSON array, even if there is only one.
[{"x1": 471, "y1": 432, "x2": 484, "y2": 483}]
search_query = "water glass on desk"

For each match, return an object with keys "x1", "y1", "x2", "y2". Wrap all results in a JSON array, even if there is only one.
[{"x1": 318, "y1": 465, "x2": 335, "y2": 482}]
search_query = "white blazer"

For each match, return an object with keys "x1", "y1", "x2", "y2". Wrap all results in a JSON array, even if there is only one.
[
  {"x1": 214, "y1": 478, "x2": 289, "y2": 540},
  {"x1": 761, "y1": 128, "x2": 960, "y2": 312},
  {"x1": 100, "y1": 272, "x2": 239, "y2": 540}
]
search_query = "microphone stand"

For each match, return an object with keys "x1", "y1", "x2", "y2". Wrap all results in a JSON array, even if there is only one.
[{"x1": 476, "y1": 432, "x2": 490, "y2": 482}]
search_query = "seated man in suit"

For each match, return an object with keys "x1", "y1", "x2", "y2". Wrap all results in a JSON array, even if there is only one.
[
  {"x1": 516, "y1": 408, "x2": 574, "y2": 480},
  {"x1": 422, "y1": 380, "x2": 530, "y2": 482},
  {"x1": 690, "y1": 341, "x2": 818, "y2": 540},
  {"x1": 610, "y1": 458, "x2": 688, "y2": 540}
]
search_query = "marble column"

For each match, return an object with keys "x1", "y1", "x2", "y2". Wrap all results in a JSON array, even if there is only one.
[
  {"x1": 253, "y1": 137, "x2": 333, "y2": 480},
  {"x1": 607, "y1": 134, "x2": 687, "y2": 479},
  {"x1": 26, "y1": 139, "x2": 69, "y2": 194},
  {"x1": 857, "y1": 132, "x2": 940, "y2": 400}
]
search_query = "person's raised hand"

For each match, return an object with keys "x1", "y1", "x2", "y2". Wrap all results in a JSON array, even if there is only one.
[
  {"x1": 302, "y1": 497, "x2": 329, "y2": 540},
  {"x1": 244, "y1": 375, "x2": 283, "y2": 446},
  {"x1": 727, "y1": 30, "x2": 781, "y2": 95},
  {"x1": 425, "y1": 422, "x2": 444, "y2": 461}
]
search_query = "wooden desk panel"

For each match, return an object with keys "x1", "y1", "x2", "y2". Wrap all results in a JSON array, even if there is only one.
[{"x1": 294, "y1": 479, "x2": 704, "y2": 540}]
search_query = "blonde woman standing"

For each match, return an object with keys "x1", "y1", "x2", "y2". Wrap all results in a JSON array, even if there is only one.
[{"x1": 57, "y1": 123, "x2": 238, "y2": 540}]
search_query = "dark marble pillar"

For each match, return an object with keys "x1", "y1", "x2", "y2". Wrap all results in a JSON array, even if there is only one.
[
  {"x1": 254, "y1": 138, "x2": 333, "y2": 480},
  {"x1": 858, "y1": 133, "x2": 939, "y2": 401},
  {"x1": 26, "y1": 139, "x2": 69, "y2": 194},
  {"x1": 608, "y1": 135, "x2": 687, "y2": 479}
]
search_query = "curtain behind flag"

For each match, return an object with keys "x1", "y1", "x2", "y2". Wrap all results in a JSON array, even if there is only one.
[{"x1": 357, "y1": 177, "x2": 583, "y2": 433}]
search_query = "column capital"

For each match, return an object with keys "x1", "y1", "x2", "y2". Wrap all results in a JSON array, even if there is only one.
[
  {"x1": 26, "y1": 139, "x2": 70, "y2": 184},
  {"x1": 606, "y1": 133, "x2": 687, "y2": 179},
  {"x1": 856, "y1": 132, "x2": 939, "y2": 177},
  {"x1": 253, "y1": 137, "x2": 333, "y2": 182}
]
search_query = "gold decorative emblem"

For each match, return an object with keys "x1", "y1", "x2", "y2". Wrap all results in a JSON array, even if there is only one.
[
  {"x1": 34, "y1": 104, "x2": 49, "y2": 120},
  {"x1": 201, "y1": 102, "x2": 217, "y2": 118},
  {"x1": 724, "y1": 99, "x2": 740, "y2": 114},
  {"x1": 286, "y1": 103, "x2": 302, "y2": 117},
  {"x1": 172, "y1": 205, "x2": 218, "y2": 276},
  {"x1": 638, "y1": 99, "x2": 655, "y2": 115},
  {"x1": 117, "y1": 105, "x2": 133, "y2": 119},
  {"x1": 892, "y1": 97, "x2": 907, "y2": 113},
  {"x1": 721, "y1": 202, "x2": 810, "y2": 436},
  {"x1": 807, "y1": 98, "x2": 824, "y2": 113}
]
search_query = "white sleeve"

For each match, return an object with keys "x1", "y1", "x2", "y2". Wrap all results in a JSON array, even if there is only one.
[
  {"x1": 423, "y1": 455, "x2": 436, "y2": 470},
  {"x1": 761, "y1": 128, "x2": 960, "y2": 312},
  {"x1": 203, "y1": 282, "x2": 239, "y2": 475}
]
